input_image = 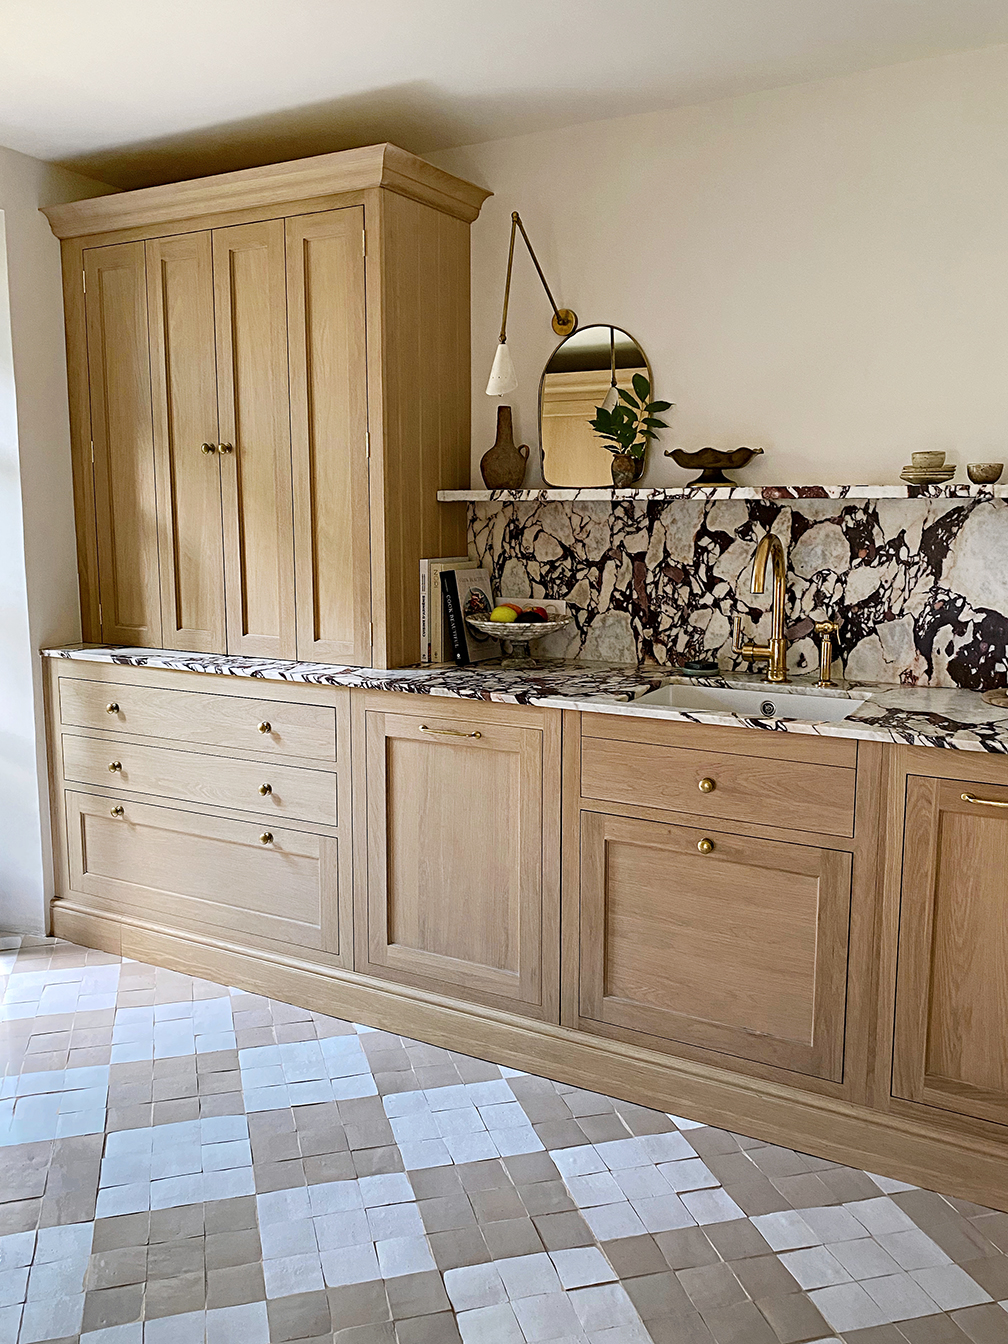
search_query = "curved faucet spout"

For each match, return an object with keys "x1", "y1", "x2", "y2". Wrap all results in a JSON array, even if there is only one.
[
  {"x1": 732, "y1": 532, "x2": 790, "y2": 683},
  {"x1": 750, "y1": 533, "x2": 784, "y2": 596}
]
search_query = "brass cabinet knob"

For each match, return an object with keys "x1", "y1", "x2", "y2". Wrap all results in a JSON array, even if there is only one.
[
  {"x1": 218, "y1": 442, "x2": 233, "y2": 454},
  {"x1": 108, "y1": 760, "x2": 122, "y2": 773},
  {"x1": 106, "y1": 702, "x2": 119, "y2": 714},
  {"x1": 697, "y1": 837, "x2": 714, "y2": 854},
  {"x1": 698, "y1": 777, "x2": 716, "y2": 793},
  {"x1": 258, "y1": 782, "x2": 272, "y2": 796},
  {"x1": 110, "y1": 805, "x2": 124, "y2": 818},
  {"x1": 258, "y1": 721, "x2": 271, "y2": 734},
  {"x1": 201, "y1": 442, "x2": 217, "y2": 454},
  {"x1": 260, "y1": 832, "x2": 273, "y2": 845}
]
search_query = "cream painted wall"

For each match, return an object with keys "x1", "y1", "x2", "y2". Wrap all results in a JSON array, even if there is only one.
[
  {"x1": 0, "y1": 147, "x2": 111, "y2": 933},
  {"x1": 431, "y1": 43, "x2": 1008, "y2": 488}
]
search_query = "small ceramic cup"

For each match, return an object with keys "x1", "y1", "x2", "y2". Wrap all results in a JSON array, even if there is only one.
[
  {"x1": 912, "y1": 451, "x2": 946, "y2": 468},
  {"x1": 967, "y1": 462, "x2": 1004, "y2": 484}
]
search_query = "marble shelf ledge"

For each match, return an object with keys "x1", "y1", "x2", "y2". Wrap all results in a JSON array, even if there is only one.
[{"x1": 438, "y1": 482, "x2": 1005, "y2": 503}]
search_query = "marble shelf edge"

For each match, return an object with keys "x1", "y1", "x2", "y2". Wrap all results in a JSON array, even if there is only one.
[{"x1": 438, "y1": 483, "x2": 1006, "y2": 503}]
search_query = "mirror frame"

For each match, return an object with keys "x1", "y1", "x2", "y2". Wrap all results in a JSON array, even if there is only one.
[{"x1": 537, "y1": 324, "x2": 654, "y2": 487}]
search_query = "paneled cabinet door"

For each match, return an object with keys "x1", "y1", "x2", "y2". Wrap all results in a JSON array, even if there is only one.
[
  {"x1": 362, "y1": 708, "x2": 548, "y2": 1016},
  {"x1": 146, "y1": 232, "x2": 225, "y2": 652},
  {"x1": 287, "y1": 208, "x2": 371, "y2": 664},
  {"x1": 83, "y1": 242, "x2": 161, "y2": 646},
  {"x1": 579, "y1": 813, "x2": 852, "y2": 1080},
  {"x1": 213, "y1": 220, "x2": 296, "y2": 658},
  {"x1": 893, "y1": 777, "x2": 1008, "y2": 1127}
]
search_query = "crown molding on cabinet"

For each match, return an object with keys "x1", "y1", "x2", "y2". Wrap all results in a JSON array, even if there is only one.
[{"x1": 41, "y1": 142, "x2": 492, "y2": 238}]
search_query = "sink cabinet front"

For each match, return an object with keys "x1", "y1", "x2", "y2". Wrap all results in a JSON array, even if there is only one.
[
  {"x1": 578, "y1": 811, "x2": 852, "y2": 1080},
  {"x1": 357, "y1": 694, "x2": 561, "y2": 1020}
]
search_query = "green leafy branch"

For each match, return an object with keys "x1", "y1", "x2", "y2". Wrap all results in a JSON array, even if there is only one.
[{"x1": 590, "y1": 374, "x2": 672, "y2": 460}]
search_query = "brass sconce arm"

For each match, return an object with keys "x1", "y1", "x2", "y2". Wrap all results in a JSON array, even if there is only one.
[{"x1": 498, "y1": 211, "x2": 577, "y2": 342}]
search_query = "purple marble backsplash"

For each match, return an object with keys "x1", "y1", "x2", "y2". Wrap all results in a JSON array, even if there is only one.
[{"x1": 468, "y1": 493, "x2": 1008, "y2": 690}]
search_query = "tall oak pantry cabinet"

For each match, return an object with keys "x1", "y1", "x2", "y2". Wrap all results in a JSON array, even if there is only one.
[{"x1": 44, "y1": 144, "x2": 491, "y2": 668}]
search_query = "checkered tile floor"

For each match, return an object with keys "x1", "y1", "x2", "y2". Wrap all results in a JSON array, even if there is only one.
[{"x1": 2, "y1": 936, "x2": 1007, "y2": 1343}]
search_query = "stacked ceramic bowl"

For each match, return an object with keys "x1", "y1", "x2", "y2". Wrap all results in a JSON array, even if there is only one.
[{"x1": 900, "y1": 451, "x2": 955, "y2": 485}]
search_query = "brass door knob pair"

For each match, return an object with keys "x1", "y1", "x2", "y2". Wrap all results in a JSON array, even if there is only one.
[{"x1": 201, "y1": 442, "x2": 234, "y2": 454}]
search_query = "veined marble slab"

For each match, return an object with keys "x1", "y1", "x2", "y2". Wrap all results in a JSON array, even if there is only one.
[
  {"x1": 44, "y1": 646, "x2": 1008, "y2": 753},
  {"x1": 439, "y1": 483, "x2": 1002, "y2": 503}
]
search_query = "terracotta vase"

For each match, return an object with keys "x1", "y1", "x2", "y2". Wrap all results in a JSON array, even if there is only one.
[
  {"x1": 610, "y1": 453, "x2": 639, "y2": 488},
  {"x1": 480, "y1": 405, "x2": 529, "y2": 489}
]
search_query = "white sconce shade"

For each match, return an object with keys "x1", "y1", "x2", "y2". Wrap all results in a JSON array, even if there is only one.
[
  {"x1": 486, "y1": 341, "x2": 518, "y2": 396},
  {"x1": 601, "y1": 383, "x2": 619, "y2": 413}
]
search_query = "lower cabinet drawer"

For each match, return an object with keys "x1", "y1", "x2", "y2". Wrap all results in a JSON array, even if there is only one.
[
  {"x1": 63, "y1": 791, "x2": 342, "y2": 957},
  {"x1": 581, "y1": 735, "x2": 856, "y2": 837},
  {"x1": 62, "y1": 734, "x2": 336, "y2": 826},
  {"x1": 578, "y1": 811, "x2": 852, "y2": 1081}
]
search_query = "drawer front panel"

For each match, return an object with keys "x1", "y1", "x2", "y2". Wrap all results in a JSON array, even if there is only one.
[
  {"x1": 59, "y1": 675, "x2": 336, "y2": 762},
  {"x1": 62, "y1": 734, "x2": 336, "y2": 826},
  {"x1": 64, "y1": 790, "x2": 338, "y2": 954},
  {"x1": 581, "y1": 735, "x2": 855, "y2": 837}
]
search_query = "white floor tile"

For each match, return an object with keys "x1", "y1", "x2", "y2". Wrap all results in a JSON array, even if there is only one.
[
  {"x1": 827, "y1": 1237, "x2": 902, "y2": 1281},
  {"x1": 143, "y1": 1311, "x2": 205, "y2": 1344},
  {"x1": 861, "y1": 1272, "x2": 941, "y2": 1322},
  {"x1": 512, "y1": 1291, "x2": 583, "y2": 1342},
  {"x1": 909, "y1": 1263, "x2": 993, "y2": 1310},
  {"x1": 808, "y1": 1281, "x2": 889, "y2": 1333},
  {"x1": 656, "y1": 1158, "x2": 718, "y2": 1192},
  {"x1": 877, "y1": 1228, "x2": 952, "y2": 1271},
  {"x1": 457, "y1": 1302, "x2": 526, "y2": 1344},
  {"x1": 375, "y1": 1234, "x2": 436, "y2": 1277},
  {"x1": 679, "y1": 1187, "x2": 742, "y2": 1225},
  {"x1": 550, "y1": 1247, "x2": 617, "y2": 1290},
  {"x1": 496, "y1": 1253, "x2": 562, "y2": 1300},
  {"x1": 845, "y1": 1197, "x2": 916, "y2": 1236},
  {"x1": 752, "y1": 1210, "x2": 822, "y2": 1250},
  {"x1": 779, "y1": 1246, "x2": 853, "y2": 1290},
  {"x1": 262, "y1": 1252, "x2": 325, "y2": 1298},
  {"x1": 582, "y1": 1201, "x2": 648, "y2": 1242},
  {"x1": 320, "y1": 1242, "x2": 380, "y2": 1287},
  {"x1": 444, "y1": 1262, "x2": 507, "y2": 1312},
  {"x1": 569, "y1": 1282, "x2": 641, "y2": 1332},
  {"x1": 205, "y1": 1301, "x2": 269, "y2": 1344}
]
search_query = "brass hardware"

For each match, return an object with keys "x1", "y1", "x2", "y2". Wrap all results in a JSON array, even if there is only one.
[
  {"x1": 961, "y1": 792, "x2": 1008, "y2": 809},
  {"x1": 258, "y1": 783, "x2": 273, "y2": 796},
  {"x1": 218, "y1": 442, "x2": 233, "y2": 454},
  {"x1": 258, "y1": 721, "x2": 271, "y2": 734},
  {"x1": 697, "y1": 837, "x2": 714, "y2": 854},
  {"x1": 106, "y1": 702, "x2": 119, "y2": 714},
  {"x1": 259, "y1": 832, "x2": 274, "y2": 845},
  {"x1": 498, "y1": 211, "x2": 578, "y2": 345},
  {"x1": 201, "y1": 442, "x2": 217, "y2": 454},
  {"x1": 731, "y1": 533, "x2": 790, "y2": 683},
  {"x1": 815, "y1": 619, "x2": 840, "y2": 688},
  {"x1": 110, "y1": 805, "x2": 124, "y2": 818},
  {"x1": 108, "y1": 760, "x2": 122, "y2": 773},
  {"x1": 419, "y1": 725, "x2": 482, "y2": 739},
  {"x1": 698, "y1": 777, "x2": 716, "y2": 794}
]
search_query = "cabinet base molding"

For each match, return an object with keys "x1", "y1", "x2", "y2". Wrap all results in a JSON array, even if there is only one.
[{"x1": 52, "y1": 899, "x2": 1008, "y2": 1214}]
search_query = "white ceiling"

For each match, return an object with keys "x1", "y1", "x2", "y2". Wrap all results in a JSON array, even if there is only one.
[{"x1": 5, "y1": 0, "x2": 1008, "y2": 188}]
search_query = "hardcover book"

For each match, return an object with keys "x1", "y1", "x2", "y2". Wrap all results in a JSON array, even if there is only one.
[
  {"x1": 420, "y1": 556, "x2": 472, "y2": 663},
  {"x1": 441, "y1": 567, "x2": 501, "y2": 665}
]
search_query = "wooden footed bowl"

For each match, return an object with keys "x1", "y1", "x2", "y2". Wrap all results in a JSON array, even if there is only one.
[{"x1": 666, "y1": 445, "x2": 764, "y2": 486}]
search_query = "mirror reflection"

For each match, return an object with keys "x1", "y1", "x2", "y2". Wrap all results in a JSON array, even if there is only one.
[{"x1": 539, "y1": 325, "x2": 652, "y2": 486}]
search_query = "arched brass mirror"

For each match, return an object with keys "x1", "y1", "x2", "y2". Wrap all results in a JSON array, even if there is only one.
[{"x1": 538, "y1": 325, "x2": 652, "y2": 486}]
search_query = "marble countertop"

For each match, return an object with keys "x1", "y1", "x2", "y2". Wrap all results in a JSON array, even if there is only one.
[
  {"x1": 438, "y1": 482, "x2": 1005, "y2": 503},
  {"x1": 44, "y1": 645, "x2": 1008, "y2": 753}
]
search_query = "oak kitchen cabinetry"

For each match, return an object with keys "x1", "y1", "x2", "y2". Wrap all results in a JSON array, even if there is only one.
[{"x1": 46, "y1": 144, "x2": 490, "y2": 668}]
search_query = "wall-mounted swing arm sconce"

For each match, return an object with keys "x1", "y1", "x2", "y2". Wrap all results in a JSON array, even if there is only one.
[{"x1": 486, "y1": 211, "x2": 578, "y2": 396}]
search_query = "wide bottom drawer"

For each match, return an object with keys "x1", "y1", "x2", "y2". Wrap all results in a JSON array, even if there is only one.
[{"x1": 64, "y1": 790, "x2": 342, "y2": 958}]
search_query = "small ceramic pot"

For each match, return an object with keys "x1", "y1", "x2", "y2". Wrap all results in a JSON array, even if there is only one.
[
  {"x1": 912, "y1": 451, "x2": 946, "y2": 468},
  {"x1": 610, "y1": 453, "x2": 638, "y2": 488},
  {"x1": 967, "y1": 462, "x2": 1004, "y2": 484}
]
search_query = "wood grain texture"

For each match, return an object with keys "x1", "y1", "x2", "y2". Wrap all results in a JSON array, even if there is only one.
[
  {"x1": 146, "y1": 232, "x2": 225, "y2": 652},
  {"x1": 286, "y1": 207, "x2": 371, "y2": 664},
  {"x1": 60, "y1": 240, "x2": 101, "y2": 640},
  {"x1": 42, "y1": 143, "x2": 492, "y2": 237},
  {"x1": 582, "y1": 712, "x2": 858, "y2": 767},
  {"x1": 579, "y1": 811, "x2": 850, "y2": 1080},
  {"x1": 893, "y1": 775, "x2": 1008, "y2": 1126},
  {"x1": 83, "y1": 242, "x2": 162, "y2": 646},
  {"x1": 582, "y1": 735, "x2": 856, "y2": 838},
  {"x1": 58, "y1": 673, "x2": 336, "y2": 762},
  {"x1": 47, "y1": 897, "x2": 1008, "y2": 1213},
  {"x1": 213, "y1": 220, "x2": 296, "y2": 657},
  {"x1": 61, "y1": 732, "x2": 337, "y2": 827}
]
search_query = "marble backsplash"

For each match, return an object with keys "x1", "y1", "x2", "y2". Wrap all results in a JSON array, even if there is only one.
[{"x1": 468, "y1": 493, "x2": 1008, "y2": 689}]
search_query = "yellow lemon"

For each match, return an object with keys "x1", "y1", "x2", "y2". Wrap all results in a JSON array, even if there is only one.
[{"x1": 490, "y1": 605, "x2": 518, "y2": 623}]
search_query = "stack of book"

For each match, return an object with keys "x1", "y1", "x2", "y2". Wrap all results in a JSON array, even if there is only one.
[{"x1": 419, "y1": 560, "x2": 501, "y2": 665}]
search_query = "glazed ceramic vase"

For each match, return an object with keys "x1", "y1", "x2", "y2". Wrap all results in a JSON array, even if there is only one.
[
  {"x1": 610, "y1": 453, "x2": 641, "y2": 488},
  {"x1": 480, "y1": 406, "x2": 529, "y2": 489}
]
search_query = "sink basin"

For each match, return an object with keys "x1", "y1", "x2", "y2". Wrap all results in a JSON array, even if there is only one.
[{"x1": 634, "y1": 683, "x2": 866, "y2": 722}]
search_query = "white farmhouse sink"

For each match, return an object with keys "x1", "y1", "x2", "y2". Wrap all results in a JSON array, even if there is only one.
[{"x1": 634, "y1": 683, "x2": 866, "y2": 722}]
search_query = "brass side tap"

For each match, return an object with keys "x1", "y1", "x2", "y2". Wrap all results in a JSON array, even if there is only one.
[{"x1": 731, "y1": 533, "x2": 790, "y2": 683}]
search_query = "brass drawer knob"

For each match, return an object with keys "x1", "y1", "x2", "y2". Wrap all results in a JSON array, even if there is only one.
[
  {"x1": 698, "y1": 777, "x2": 715, "y2": 793},
  {"x1": 697, "y1": 837, "x2": 714, "y2": 854},
  {"x1": 258, "y1": 721, "x2": 271, "y2": 734},
  {"x1": 110, "y1": 805, "x2": 124, "y2": 818},
  {"x1": 258, "y1": 782, "x2": 273, "y2": 796},
  {"x1": 201, "y1": 442, "x2": 217, "y2": 454},
  {"x1": 218, "y1": 442, "x2": 233, "y2": 454},
  {"x1": 260, "y1": 832, "x2": 274, "y2": 846},
  {"x1": 108, "y1": 760, "x2": 122, "y2": 773},
  {"x1": 106, "y1": 702, "x2": 119, "y2": 714}
]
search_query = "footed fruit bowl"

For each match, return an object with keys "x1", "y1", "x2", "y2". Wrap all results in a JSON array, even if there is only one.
[
  {"x1": 466, "y1": 615, "x2": 572, "y2": 642},
  {"x1": 666, "y1": 445, "x2": 764, "y2": 486}
]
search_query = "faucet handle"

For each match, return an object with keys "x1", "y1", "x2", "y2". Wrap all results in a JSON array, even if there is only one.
[
  {"x1": 731, "y1": 614, "x2": 746, "y2": 654},
  {"x1": 814, "y1": 618, "x2": 840, "y2": 687},
  {"x1": 814, "y1": 619, "x2": 840, "y2": 637}
]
